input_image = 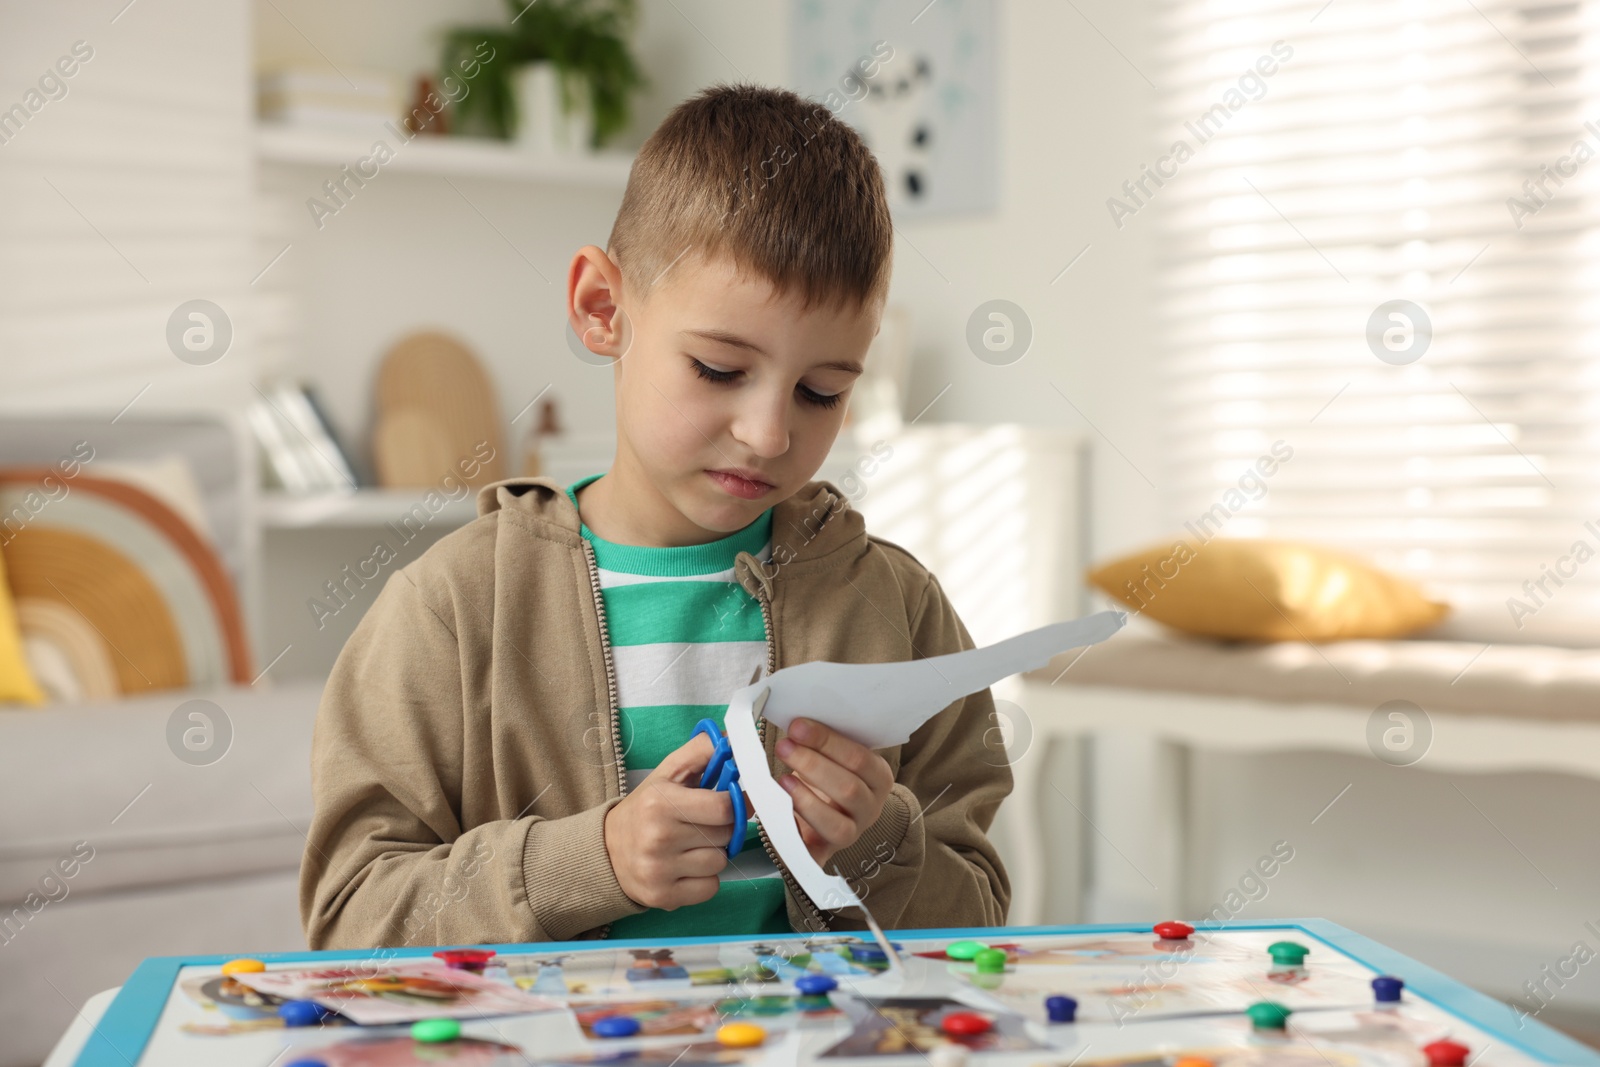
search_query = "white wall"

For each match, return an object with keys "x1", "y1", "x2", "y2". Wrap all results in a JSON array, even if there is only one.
[{"x1": 0, "y1": 0, "x2": 257, "y2": 414}]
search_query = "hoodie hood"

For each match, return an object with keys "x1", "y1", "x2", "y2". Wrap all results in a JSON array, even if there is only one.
[{"x1": 474, "y1": 475, "x2": 869, "y2": 572}]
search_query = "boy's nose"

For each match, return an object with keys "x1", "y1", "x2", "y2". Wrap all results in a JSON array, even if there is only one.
[{"x1": 731, "y1": 396, "x2": 791, "y2": 458}]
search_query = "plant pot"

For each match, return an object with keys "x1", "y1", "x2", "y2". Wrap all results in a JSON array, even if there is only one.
[{"x1": 513, "y1": 61, "x2": 594, "y2": 154}]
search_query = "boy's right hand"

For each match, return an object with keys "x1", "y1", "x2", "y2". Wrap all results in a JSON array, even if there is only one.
[{"x1": 603, "y1": 732, "x2": 736, "y2": 910}]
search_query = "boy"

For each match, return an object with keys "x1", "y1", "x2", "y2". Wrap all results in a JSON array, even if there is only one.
[{"x1": 300, "y1": 84, "x2": 1011, "y2": 949}]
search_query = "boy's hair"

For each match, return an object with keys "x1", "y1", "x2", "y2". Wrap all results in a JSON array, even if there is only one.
[{"x1": 608, "y1": 83, "x2": 892, "y2": 312}]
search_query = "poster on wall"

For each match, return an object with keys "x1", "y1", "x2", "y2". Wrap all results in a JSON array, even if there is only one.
[{"x1": 791, "y1": 0, "x2": 997, "y2": 217}]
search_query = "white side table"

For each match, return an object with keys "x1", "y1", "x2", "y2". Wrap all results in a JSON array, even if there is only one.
[
  {"x1": 42, "y1": 987, "x2": 117, "y2": 1067},
  {"x1": 1006, "y1": 679, "x2": 1600, "y2": 926}
]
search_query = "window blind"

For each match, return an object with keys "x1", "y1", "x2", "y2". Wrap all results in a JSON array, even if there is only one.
[{"x1": 1156, "y1": 0, "x2": 1600, "y2": 642}]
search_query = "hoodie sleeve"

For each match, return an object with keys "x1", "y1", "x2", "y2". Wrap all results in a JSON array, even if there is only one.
[
  {"x1": 299, "y1": 567, "x2": 642, "y2": 950},
  {"x1": 807, "y1": 571, "x2": 1013, "y2": 931}
]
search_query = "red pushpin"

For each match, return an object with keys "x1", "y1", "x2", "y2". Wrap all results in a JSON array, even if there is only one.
[
  {"x1": 435, "y1": 949, "x2": 496, "y2": 971},
  {"x1": 940, "y1": 1011, "x2": 993, "y2": 1037},
  {"x1": 1153, "y1": 921, "x2": 1194, "y2": 940},
  {"x1": 1422, "y1": 1039, "x2": 1470, "y2": 1067}
]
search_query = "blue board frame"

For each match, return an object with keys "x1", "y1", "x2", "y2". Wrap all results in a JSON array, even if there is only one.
[{"x1": 72, "y1": 919, "x2": 1600, "y2": 1067}]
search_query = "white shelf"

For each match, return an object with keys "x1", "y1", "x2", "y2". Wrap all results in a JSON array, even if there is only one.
[{"x1": 255, "y1": 122, "x2": 634, "y2": 187}]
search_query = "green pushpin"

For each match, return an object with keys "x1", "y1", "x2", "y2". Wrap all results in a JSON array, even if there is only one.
[
  {"x1": 946, "y1": 940, "x2": 989, "y2": 961},
  {"x1": 974, "y1": 948, "x2": 1008, "y2": 974},
  {"x1": 1267, "y1": 940, "x2": 1310, "y2": 967},
  {"x1": 412, "y1": 1017, "x2": 462, "y2": 1043},
  {"x1": 1246, "y1": 1001, "x2": 1292, "y2": 1030}
]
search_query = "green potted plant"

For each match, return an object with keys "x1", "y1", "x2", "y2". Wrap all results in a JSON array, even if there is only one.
[{"x1": 440, "y1": 0, "x2": 644, "y2": 151}]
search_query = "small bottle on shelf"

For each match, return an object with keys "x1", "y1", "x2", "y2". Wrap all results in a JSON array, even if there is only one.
[{"x1": 521, "y1": 397, "x2": 563, "y2": 477}]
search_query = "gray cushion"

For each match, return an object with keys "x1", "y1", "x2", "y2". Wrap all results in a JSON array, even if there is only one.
[
  {"x1": 0, "y1": 682, "x2": 320, "y2": 904},
  {"x1": 1030, "y1": 627, "x2": 1600, "y2": 722}
]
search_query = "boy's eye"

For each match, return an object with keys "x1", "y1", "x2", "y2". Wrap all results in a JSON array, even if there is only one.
[
  {"x1": 691, "y1": 358, "x2": 845, "y2": 410},
  {"x1": 690, "y1": 358, "x2": 738, "y2": 384},
  {"x1": 797, "y1": 384, "x2": 842, "y2": 410}
]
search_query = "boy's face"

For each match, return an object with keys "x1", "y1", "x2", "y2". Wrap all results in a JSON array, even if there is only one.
[{"x1": 571, "y1": 248, "x2": 882, "y2": 544}]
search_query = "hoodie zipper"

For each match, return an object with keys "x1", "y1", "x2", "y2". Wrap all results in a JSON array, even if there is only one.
[
  {"x1": 747, "y1": 560, "x2": 832, "y2": 935},
  {"x1": 582, "y1": 532, "x2": 832, "y2": 938},
  {"x1": 580, "y1": 537, "x2": 628, "y2": 940}
]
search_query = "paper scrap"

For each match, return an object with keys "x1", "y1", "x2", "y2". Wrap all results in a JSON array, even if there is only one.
[
  {"x1": 754, "y1": 610, "x2": 1126, "y2": 748},
  {"x1": 725, "y1": 610, "x2": 1126, "y2": 910},
  {"x1": 231, "y1": 961, "x2": 559, "y2": 1024}
]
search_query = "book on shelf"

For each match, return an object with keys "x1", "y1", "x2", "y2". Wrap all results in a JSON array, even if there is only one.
[
  {"x1": 248, "y1": 381, "x2": 360, "y2": 494},
  {"x1": 300, "y1": 383, "x2": 367, "y2": 486}
]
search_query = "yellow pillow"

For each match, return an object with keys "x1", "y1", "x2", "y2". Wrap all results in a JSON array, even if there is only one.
[
  {"x1": 1088, "y1": 539, "x2": 1449, "y2": 642},
  {"x1": 0, "y1": 546, "x2": 46, "y2": 706}
]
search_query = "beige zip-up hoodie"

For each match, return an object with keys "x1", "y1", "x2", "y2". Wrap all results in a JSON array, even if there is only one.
[{"x1": 300, "y1": 477, "x2": 1011, "y2": 950}]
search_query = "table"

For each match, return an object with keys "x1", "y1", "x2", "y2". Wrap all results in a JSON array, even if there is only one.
[{"x1": 45, "y1": 920, "x2": 1600, "y2": 1067}]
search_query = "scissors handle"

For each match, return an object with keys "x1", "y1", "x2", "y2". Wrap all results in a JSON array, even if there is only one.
[
  {"x1": 692, "y1": 718, "x2": 732, "y2": 789},
  {"x1": 715, "y1": 761, "x2": 746, "y2": 859},
  {"x1": 690, "y1": 718, "x2": 747, "y2": 859}
]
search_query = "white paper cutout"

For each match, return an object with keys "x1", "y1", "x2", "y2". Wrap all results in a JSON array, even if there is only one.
[
  {"x1": 755, "y1": 610, "x2": 1126, "y2": 748},
  {"x1": 724, "y1": 610, "x2": 1126, "y2": 910}
]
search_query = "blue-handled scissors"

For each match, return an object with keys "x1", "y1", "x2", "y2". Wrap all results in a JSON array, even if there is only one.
[{"x1": 691, "y1": 717, "x2": 747, "y2": 859}]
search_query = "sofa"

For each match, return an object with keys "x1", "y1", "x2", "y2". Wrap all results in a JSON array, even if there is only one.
[{"x1": 0, "y1": 414, "x2": 323, "y2": 1067}]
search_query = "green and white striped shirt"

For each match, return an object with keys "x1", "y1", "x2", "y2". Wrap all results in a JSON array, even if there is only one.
[{"x1": 567, "y1": 474, "x2": 789, "y2": 937}]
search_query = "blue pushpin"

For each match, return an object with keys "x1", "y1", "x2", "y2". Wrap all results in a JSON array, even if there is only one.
[
  {"x1": 593, "y1": 1015, "x2": 642, "y2": 1038},
  {"x1": 1045, "y1": 995, "x2": 1077, "y2": 1023},
  {"x1": 796, "y1": 974, "x2": 838, "y2": 996},
  {"x1": 278, "y1": 1000, "x2": 325, "y2": 1027},
  {"x1": 690, "y1": 718, "x2": 747, "y2": 859},
  {"x1": 1372, "y1": 976, "x2": 1404, "y2": 1003}
]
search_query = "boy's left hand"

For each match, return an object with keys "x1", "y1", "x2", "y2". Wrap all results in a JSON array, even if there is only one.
[{"x1": 774, "y1": 717, "x2": 895, "y2": 867}]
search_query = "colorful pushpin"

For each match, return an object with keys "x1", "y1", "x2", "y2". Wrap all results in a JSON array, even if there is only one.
[
  {"x1": 278, "y1": 1000, "x2": 325, "y2": 1027},
  {"x1": 1154, "y1": 921, "x2": 1195, "y2": 940},
  {"x1": 1246, "y1": 1001, "x2": 1292, "y2": 1030},
  {"x1": 1422, "y1": 1039, "x2": 1470, "y2": 1066},
  {"x1": 946, "y1": 940, "x2": 988, "y2": 961},
  {"x1": 973, "y1": 948, "x2": 1008, "y2": 974},
  {"x1": 221, "y1": 958, "x2": 265, "y2": 975},
  {"x1": 1372, "y1": 975, "x2": 1404, "y2": 1002},
  {"x1": 411, "y1": 1018, "x2": 462, "y2": 1043},
  {"x1": 795, "y1": 972, "x2": 837, "y2": 1012},
  {"x1": 593, "y1": 1015, "x2": 641, "y2": 1038},
  {"x1": 434, "y1": 949, "x2": 495, "y2": 972},
  {"x1": 1267, "y1": 941, "x2": 1309, "y2": 967},
  {"x1": 940, "y1": 1011, "x2": 993, "y2": 1036},
  {"x1": 1045, "y1": 995, "x2": 1077, "y2": 1023},
  {"x1": 717, "y1": 1022, "x2": 767, "y2": 1047}
]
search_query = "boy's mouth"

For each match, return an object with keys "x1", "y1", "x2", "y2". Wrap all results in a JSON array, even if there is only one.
[{"x1": 707, "y1": 467, "x2": 776, "y2": 500}]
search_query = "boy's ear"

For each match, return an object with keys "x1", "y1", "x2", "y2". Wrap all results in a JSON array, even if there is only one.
[{"x1": 568, "y1": 245, "x2": 630, "y2": 362}]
